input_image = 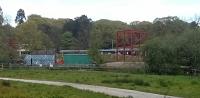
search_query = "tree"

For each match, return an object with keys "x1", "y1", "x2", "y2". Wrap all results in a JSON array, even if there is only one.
[
  {"x1": 15, "y1": 9, "x2": 26, "y2": 24},
  {"x1": 73, "y1": 15, "x2": 92, "y2": 49},
  {"x1": 152, "y1": 16, "x2": 190, "y2": 36},
  {"x1": 61, "y1": 32, "x2": 73, "y2": 49},
  {"x1": 190, "y1": 21, "x2": 198, "y2": 29},
  {"x1": 63, "y1": 19, "x2": 75, "y2": 33},
  {"x1": 91, "y1": 19, "x2": 129, "y2": 49},
  {"x1": 0, "y1": 6, "x2": 3, "y2": 26},
  {"x1": 143, "y1": 29, "x2": 200, "y2": 74},
  {"x1": 0, "y1": 23, "x2": 16, "y2": 63},
  {"x1": 88, "y1": 39, "x2": 103, "y2": 64},
  {"x1": 16, "y1": 21, "x2": 53, "y2": 51},
  {"x1": 0, "y1": 39, "x2": 9, "y2": 63},
  {"x1": 143, "y1": 35, "x2": 179, "y2": 74},
  {"x1": 27, "y1": 14, "x2": 66, "y2": 50},
  {"x1": 130, "y1": 21, "x2": 153, "y2": 32}
]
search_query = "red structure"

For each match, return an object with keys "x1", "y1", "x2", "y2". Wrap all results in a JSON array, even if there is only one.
[{"x1": 116, "y1": 29, "x2": 147, "y2": 61}]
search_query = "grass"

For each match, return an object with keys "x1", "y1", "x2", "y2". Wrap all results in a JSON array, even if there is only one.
[
  {"x1": 0, "y1": 69, "x2": 200, "y2": 98},
  {"x1": 0, "y1": 80, "x2": 117, "y2": 98}
]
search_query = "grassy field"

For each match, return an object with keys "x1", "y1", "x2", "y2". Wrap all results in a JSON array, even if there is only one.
[
  {"x1": 0, "y1": 69, "x2": 200, "y2": 98},
  {"x1": 0, "y1": 80, "x2": 117, "y2": 98}
]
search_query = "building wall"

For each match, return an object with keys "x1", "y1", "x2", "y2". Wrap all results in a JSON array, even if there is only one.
[{"x1": 64, "y1": 54, "x2": 92, "y2": 65}]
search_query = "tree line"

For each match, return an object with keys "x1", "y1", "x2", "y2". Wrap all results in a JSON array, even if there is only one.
[{"x1": 1, "y1": 7, "x2": 200, "y2": 74}]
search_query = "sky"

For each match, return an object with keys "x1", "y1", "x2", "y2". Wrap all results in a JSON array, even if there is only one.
[{"x1": 1, "y1": 0, "x2": 200, "y2": 26}]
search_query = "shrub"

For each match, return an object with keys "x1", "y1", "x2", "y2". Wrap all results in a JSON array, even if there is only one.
[
  {"x1": 191, "y1": 80, "x2": 198, "y2": 85},
  {"x1": 133, "y1": 78, "x2": 150, "y2": 86},
  {"x1": 143, "y1": 30, "x2": 200, "y2": 74},
  {"x1": 158, "y1": 79, "x2": 168, "y2": 87},
  {"x1": 49, "y1": 95, "x2": 64, "y2": 98},
  {"x1": 114, "y1": 78, "x2": 133, "y2": 83},
  {"x1": 1, "y1": 80, "x2": 11, "y2": 87},
  {"x1": 88, "y1": 44, "x2": 104, "y2": 64},
  {"x1": 101, "y1": 80, "x2": 113, "y2": 84},
  {"x1": 133, "y1": 78, "x2": 144, "y2": 85},
  {"x1": 102, "y1": 78, "x2": 133, "y2": 84},
  {"x1": 143, "y1": 82, "x2": 151, "y2": 86}
]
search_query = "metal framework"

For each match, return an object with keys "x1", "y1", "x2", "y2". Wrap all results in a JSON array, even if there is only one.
[{"x1": 116, "y1": 29, "x2": 147, "y2": 61}]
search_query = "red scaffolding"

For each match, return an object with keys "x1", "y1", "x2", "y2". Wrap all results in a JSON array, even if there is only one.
[{"x1": 116, "y1": 29, "x2": 147, "y2": 61}]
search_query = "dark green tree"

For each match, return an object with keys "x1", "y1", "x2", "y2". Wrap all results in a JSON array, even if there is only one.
[
  {"x1": 130, "y1": 21, "x2": 153, "y2": 32},
  {"x1": 26, "y1": 14, "x2": 66, "y2": 50},
  {"x1": 88, "y1": 39, "x2": 103, "y2": 65},
  {"x1": 15, "y1": 9, "x2": 26, "y2": 24},
  {"x1": 91, "y1": 19, "x2": 129, "y2": 49},
  {"x1": 63, "y1": 19, "x2": 75, "y2": 33},
  {"x1": 74, "y1": 15, "x2": 92, "y2": 49},
  {"x1": 152, "y1": 16, "x2": 189, "y2": 36},
  {"x1": 61, "y1": 32, "x2": 73, "y2": 49},
  {"x1": 0, "y1": 6, "x2": 3, "y2": 26},
  {"x1": 16, "y1": 21, "x2": 53, "y2": 50}
]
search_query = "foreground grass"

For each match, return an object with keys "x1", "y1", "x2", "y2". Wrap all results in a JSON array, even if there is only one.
[
  {"x1": 0, "y1": 80, "x2": 117, "y2": 98},
  {"x1": 0, "y1": 69, "x2": 200, "y2": 98}
]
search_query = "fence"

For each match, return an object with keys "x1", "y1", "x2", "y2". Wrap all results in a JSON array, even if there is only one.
[{"x1": 24, "y1": 55, "x2": 55, "y2": 65}]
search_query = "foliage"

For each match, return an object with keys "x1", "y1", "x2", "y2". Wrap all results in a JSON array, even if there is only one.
[
  {"x1": 61, "y1": 32, "x2": 73, "y2": 49},
  {"x1": 27, "y1": 14, "x2": 65, "y2": 50},
  {"x1": 0, "y1": 11, "x2": 16, "y2": 63},
  {"x1": 1, "y1": 80, "x2": 11, "y2": 87},
  {"x1": 91, "y1": 19, "x2": 129, "y2": 49},
  {"x1": 0, "y1": 40, "x2": 9, "y2": 63},
  {"x1": 130, "y1": 21, "x2": 152, "y2": 32},
  {"x1": 151, "y1": 16, "x2": 190, "y2": 36},
  {"x1": 0, "y1": 6, "x2": 3, "y2": 26},
  {"x1": 74, "y1": 15, "x2": 92, "y2": 49},
  {"x1": 143, "y1": 29, "x2": 200, "y2": 74},
  {"x1": 88, "y1": 44, "x2": 103, "y2": 64},
  {"x1": 130, "y1": 16, "x2": 190, "y2": 37},
  {"x1": 15, "y1": 9, "x2": 26, "y2": 24},
  {"x1": 16, "y1": 21, "x2": 54, "y2": 50}
]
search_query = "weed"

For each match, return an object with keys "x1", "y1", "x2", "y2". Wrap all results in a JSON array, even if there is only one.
[
  {"x1": 143, "y1": 82, "x2": 150, "y2": 86},
  {"x1": 114, "y1": 78, "x2": 133, "y2": 83},
  {"x1": 101, "y1": 80, "x2": 112, "y2": 84},
  {"x1": 49, "y1": 95, "x2": 64, "y2": 98},
  {"x1": 178, "y1": 86, "x2": 183, "y2": 90},
  {"x1": 102, "y1": 78, "x2": 133, "y2": 84},
  {"x1": 159, "y1": 79, "x2": 168, "y2": 87},
  {"x1": 75, "y1": 79, "x2": 80, "y2": 83},
  {"x1": 191, "y1": 80, "x2": 198, "y2": 85},
  {"x1": 133, "y1": 78, "x2": 150, "y2": 86},
  {"x1": 1, "y1": 80, "x2": 11, "y2": 87}
]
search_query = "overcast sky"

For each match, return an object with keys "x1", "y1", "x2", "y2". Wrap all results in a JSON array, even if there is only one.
[{"x1": 1, "y1": 0, "x2": 200, "y2": 26}]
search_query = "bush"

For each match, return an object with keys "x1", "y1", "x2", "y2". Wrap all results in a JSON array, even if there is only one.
[
  {"x1": 48, "y1": 95, "x2": 64, "y2": 98},
  {"x1": 1, "y1": 80, "x2": 11, "y2": 87},
  {"x1": 158, "y1": 79, "x2": 173, "y2": 87},
  {"x1": 88, "y1": 45, "x2": 104, "y2": 64},
  {"x1": 133, "y1": 78, "x2": 150, "y2": 86},
  {"x1": 102, "y1": 78, "x2": 150, "y2": 86},
  {"x1": 191, "y1": 80, "x2": 198, "y2": 85},
  {"x1": 101, "y1": 78, "x2": 133, "y2": 84},
  {"x1": 101, "y1": 80, "x2": 113, "y2": 84},
  {"x1": 143, "y1": 30, "x2": 200, "y2": 74}
]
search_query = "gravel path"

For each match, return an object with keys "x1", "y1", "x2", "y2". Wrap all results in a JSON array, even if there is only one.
[{"x1": 0, "y1": 77, "x2": 180, "y2": 98}]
